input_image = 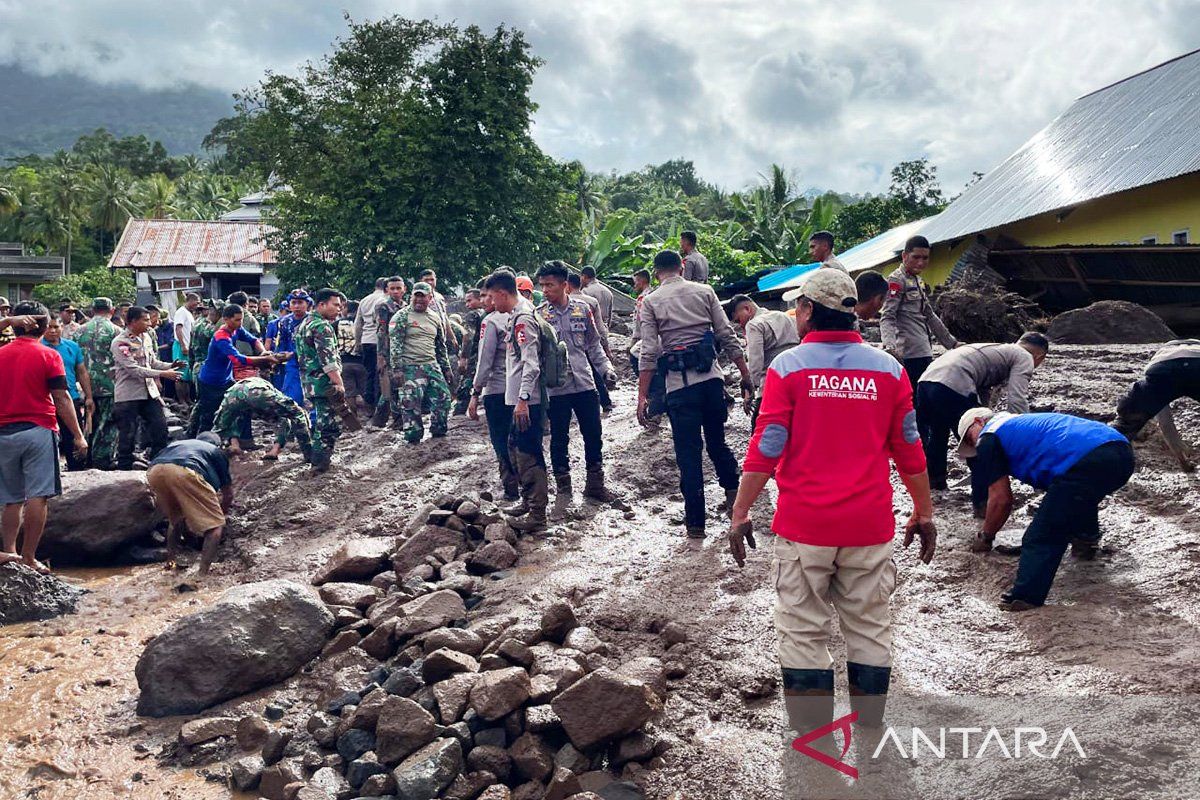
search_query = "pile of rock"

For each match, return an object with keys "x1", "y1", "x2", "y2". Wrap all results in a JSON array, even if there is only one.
[{"x1": 189, "y1": 494, "x2": 671, "y2": 800}]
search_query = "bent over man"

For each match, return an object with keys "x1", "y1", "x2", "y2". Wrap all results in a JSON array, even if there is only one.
[
  {"x1": 1113, "y1": 339, "x2": 1200, "y2": 471},
  {"x1": 728, "y1": 268, "x2": 935, "y2": 736},
  {"x1": 147, "y1": 432, "x2": 232, "y2": 575},
  {"x1": 214, "y1": 376, "x2": 311, "y2": 461}
]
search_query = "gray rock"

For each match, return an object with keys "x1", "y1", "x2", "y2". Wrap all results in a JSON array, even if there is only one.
[
  {"x1": 41, "y1": 470, "x2": 162, "y2": 562},
  {"x1": 236, "y1": 715, "x2": 270, "y2": 750},
  {"x1": 528, "y1": 673, "x2": 559, "y2": 704},
  {"x1": 525, "y1": 705, "x2": 561, "y2": 733},
  {"x1": 615, "y1": 657, "x2": 667, "y2": 702},
  {"x1": 466, "y1": 744, "x2": 512, "y2": 783},
  {"x1": 659, "y1": 621, "x2": 687, "y2": 645},
  {"x1": 466, "y1": 541, "x2": 518, "y2": 575},
  {"x1": 544, "y1": 766, "x2": 582, "y2": 800},
  {"x1": 531, "y1": 652, "x2": 586, "y2": 694},
  {"x1": 478, "y1": 786, "x2": 513, "y2": 800},
  {"x1": 383, "y1": 667, "x2": 424, "y2": 697},
  {"x1": 361, "y1": 770, "x2": 398, "y2": 796},
  {"x1": 469, "y1": 667, "x2": 532, "y2": 722},
  {"x1": 309, "y1": 765, "x2": 350, "y2": 797},
  {"x1": 482, "y1": 523, "x2": 515, "y2": 544},
  {"x1": 261, "y1": 727, "x2": 292, "y2": 765},
  {"x1": 422, "y1": 648, "x2": 480, "y2": 683},
  {"x1": 455, "y1": 501, "x2": 481, "y2": 521},
  {"x1": 346, "y1": 752, "x2": 387, "y2": 788},
  {"x1": 320, "y1": 582, "x2": 383, "y2": 609},
  {"x1": 444, "y1": 769, "x2": 496, "y2": 800},
  {"x1": 391, "y1": 738, "x2": 463, "y2": 800},
  {"x1": 0, "y1": 562, "x2": 85, "y2": 624},
  {"x1": 337, "y1": 728, "x2": 376, "y2": 761},
  {"x1": 421, "y1": 627, "x2": 485, "y2": 657},
  {"x1": 432, "y1": 672, "x2": 481, "y2": 725},
  {"x1": 381, "y1": 590, "x2": 467, "y2": 639},
  {"x1": 257, "y1": 759, "x2": 303, "y2": 800},
  {"x1": 551, "y1": 669, "x2": 663, "y2": 750},
  {"x1": 562, "y1": 626, "x2": 607, "y2": 655},
  {"x1": 321, "y1": 628, "x2": 362, "y2": 658},
  {"x1": 135, "y1": 580, "x2": 334, "y2": 717},
  {"x1": 392, "y1": 525, "x2": 466, "y2": 576},
  {"x1": 553, "y1": 743, "x2": 590, "y2": 774},
  {"x1": 230, "y1": 753, "x2": 265, "y2": 790},
  {"x1": 360, "y1": 618, "x2": 397, "y2": 660},
  {"x1": 539, "y1": 601, "x2": 578, "y2": 643},
  {"x1": 608, "y1": 732, "x2": 655, "y2": 766},
  {"x1": 375, "y1": 696, "x2": 437, "y2": 765},
  {"x1": 497, "y1": 639, "x2": 535, "y2": 669},
  {"x1": 474, "y1": 727, "x2": 507, "y2": 749},
  {"x1": 347, "y1": 688, "x2": 390, "y2": 730},
  {"x1": 179, "y1": 716, "x2": 237, "y2": 745},
  {"x1": 313, "y1": 539, "x2": 395, "y2": 585},
  {"x1": 509, "y1": 732, "x2": 553, "y2": 782},
  {"x1": 597, "y1": 781, "x2": 644, "y2": 800}
]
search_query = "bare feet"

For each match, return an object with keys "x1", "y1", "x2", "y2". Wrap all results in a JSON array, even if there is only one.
[
  {"x1": 0, "y1": 552, "x2": 22, "y2": 566},
  {"x1": 21, "y1": 556, "x2": 50, "y2": 574}
]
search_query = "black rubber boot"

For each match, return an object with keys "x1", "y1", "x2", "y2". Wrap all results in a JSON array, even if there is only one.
[
  {"x1": 847, "y1": 662, "x2": 891, "y2": 729},
  {"x1": 781, "y1": 668, "x2": 836, "y2": 734}
]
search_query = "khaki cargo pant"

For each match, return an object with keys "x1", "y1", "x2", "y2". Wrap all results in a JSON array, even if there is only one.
[{"x1": 773, "y1": 536, "x2": 896, "y2": 670}]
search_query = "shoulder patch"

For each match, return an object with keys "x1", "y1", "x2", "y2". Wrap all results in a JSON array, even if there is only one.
[{"x1": 887, "y1": 282, "x2": 902, "y2": 298}]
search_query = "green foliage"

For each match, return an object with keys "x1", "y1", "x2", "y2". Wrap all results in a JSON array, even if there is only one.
[
  {"x1": 31, "y1": 266, "x2": 136, "y2": 307},
  {"x1": 581, "y1": 210, "x2": 657, "y2": 279},
  {"x1": 832, "y1": 158, "x2": 947, "y2": 250},
  {"x1": 235, "y1": 15, "x2": 581, "y2": 292}
]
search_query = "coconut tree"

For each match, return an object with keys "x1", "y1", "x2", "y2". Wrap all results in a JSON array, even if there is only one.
[
  {"x1": 138, "y1": 173, "x2": 178, "y2": 220},
  {"x1": 0, "y1": 184, "x2": 19, "y2": 216},
  {"x1": 89, "y1": 164, "x2": 137, "y2": 256},
  {"x1": 42, "y1": 168, "x2": 84, "y2": 274}
]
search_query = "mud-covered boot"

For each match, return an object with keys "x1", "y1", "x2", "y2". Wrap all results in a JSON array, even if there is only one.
[
  {"x1": 782, "y1": 667, "x2": 836, "y2": 735},
  {"x1": 299, "y1": 441, "x2": 314, "y2": 464},
  {"x1": 501, "y1": 463, "x2": 520, "y2": 502},
  {"x1": 720, "y1": 487, "x2": 739, "y2": 518},
  {"x1": 310, "y1": 449, "x2": 332, "y2": 474},
  {"x1": 369, "y1": 402, "x2": 390, "y2": 428},
  {"x1": 551, "y1": 473, "x2": 573, "y2": 519},
  {"x1": 509, "y1": 458, "x2": 548, "y2": 534},
  {"x1": 582, "y1": 466, "x2": 619, "y2": 503},
  {"x1": 847, "y1": 662, "x2": 891, "y2": 729}
]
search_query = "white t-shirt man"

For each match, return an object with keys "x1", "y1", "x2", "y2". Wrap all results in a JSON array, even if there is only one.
[{"x1": 173, "y1": 305, "x2": 195, "y2": 352}]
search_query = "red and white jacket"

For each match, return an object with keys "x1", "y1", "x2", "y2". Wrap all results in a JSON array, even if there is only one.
[{"x1": 743, "y1": 331, "x2": 926, "y2": 547}]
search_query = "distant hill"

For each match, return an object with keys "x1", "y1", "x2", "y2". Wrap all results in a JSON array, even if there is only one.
[{"x1": 0, "y1": 65, "x2": 234, "y2": 160}]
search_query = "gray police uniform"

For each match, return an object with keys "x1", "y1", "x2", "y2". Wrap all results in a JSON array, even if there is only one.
[
  {"x1": 638, "y1": 274, "x2": 743, "y2": 531},
  {"x1": 472, "y1": 310, "x2": 517, "y2": 497},
  {"x1": 504, "y1": 298, "x2": 547, "y2": 512},
  {"x1": 879, "y1": 266, "x2": 957, "y2": 394}
]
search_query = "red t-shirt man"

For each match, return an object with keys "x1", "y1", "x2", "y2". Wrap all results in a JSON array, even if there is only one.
[{"x1": 0, "y1": 337, "x2": 66, "y2": 431}]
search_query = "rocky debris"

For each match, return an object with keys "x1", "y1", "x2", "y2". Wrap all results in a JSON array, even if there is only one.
[
  {"x1": 467, "y1": 541, "x2": 519, "y2": 574},
  {"x1": 179, "y1": 716, "x2": 237, "y2": 746},
  {"x1": 313, "y1": 539, "x2": 395, "y2": 585},
  {"x1": 393, "y1": 525, "x2": 466, "y2": 575},
  {"x1": 544, "y1": 766, "x2": 583, "y2": 800},
  {"x1": 1047, "y1": 300, "x2": 1175, "y2": 344},
  {"x1": 552, "y1": 670, "x2": 663, "y2": 750},
  {"x1": 318, "y1": 581, "x2": 383, "y2": 609},
  {"x1": 509, "y1": 732, "x2": 555, "y2": 782},
  {"x1": 258, "y1": 759, "x2": 303, "y2": 800},
  {"x1": 479, "y1": 784, "x2": 513, "y2": 800},
  {"x1": 423, "y1": 648, "x2": 480, "y2": 683},
  {"x1": 41, "y1": 470, "x2": 163, "y2": 562},
  {"x1": 470, "y1": 668, "x2": 532, "y2": 721},
  {"x1": 614, "y1": 658, "x2": 667, "y2": 703},
  {"x1": 390, "y1": 590, "x2": 468, "y2": 638},
  {"x1": 562, "y1": 627, "x2": 607, "y2": 655},
  {"x1": 422, "y1": 627, "x2": 485, "y2": 657},
  {"x1": 229, "y1": 753, "x2": 265, "y2": 791},
  {"x1": 0, "y1": 563, "x2": 85, "y2": 624},
  {"x1": 135, "y1": 580, "x2": 334, "y2": 717},
  {"x1": 392, "y1": 738, "x2": 463, "y2": 799},
  {"x1": 376, "y1": 696, "x2": 438, "y2": 764},
  {"x1": 539, "y1": 601, "x2": 578, "y2": 643},
  {"x1": 236, "y1": 715, "x2": 270, "y2": 750},
  {"x1": 932, "y1": 280, "x2": 1046, "y2": 343}
]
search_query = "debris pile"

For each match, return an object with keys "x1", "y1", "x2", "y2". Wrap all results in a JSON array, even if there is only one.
[
  {"x1": 932, "y1": 279, "x2": 1047, "y2": 343},
  {"x1": 1046, "y1": 300, "x2": 1176, "y2": 345},
  {"x1": 169, "y1": 494, "x2": 670, "y2": 799}
]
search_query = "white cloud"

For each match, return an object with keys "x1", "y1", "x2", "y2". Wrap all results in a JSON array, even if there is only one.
[{"x1": 0, "y1": 0, "x2": 1194, "y2": 193}]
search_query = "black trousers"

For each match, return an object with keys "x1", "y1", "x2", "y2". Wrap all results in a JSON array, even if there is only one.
[
  {"x1": 916, "y1": 382, "x2": 979, "y2": 488},
  {"x1": 57, "y1": 398, "x2": 87, "y2": 471},
  {"x1": 507, "y1": 402, "x2": 545, "y2": 464},
  {"x1": 903, "y1": 356, "x2": 933, "y2": 405},
  {"x1": 1115, "y1": 357, "x2": 1200, "y2": 435},
  {"x1": 193, "y1": 380, "x2": 229, "y2": 434},
  {"x1": 1008, "y1": 441, "x2": 1135, "y2": 606},
  {"x1": 483, "y1": 393, "x2": 516, "y2": 476},
  {"x1": 114, "y1": 398, "x2": 168, "y2": 469},
  {"x1": 361, "y1": 344, "x2": 378, "y2": 406},
  {"x1": 665, "y1": 378, "x2": 740, "y2": 529},
  {"x1": 547, "y1": 389, "x2": 603, "y2": 476},
  {"x1": 630, "y1": 355, "x2": 666, "y2": 417},
  {"x1": 592, "y1": 366, "x2": 612, "y2": 410}
]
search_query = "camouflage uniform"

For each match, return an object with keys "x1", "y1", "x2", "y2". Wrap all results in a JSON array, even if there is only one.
[
  {"x1": 374, "y1": 298, "x2": 405, "y2": 425},
  {"x1": 453, "y1": 307, "x2": 485, "y2": 415},
  {"x1": 214, "y1": 376, "x2": 311, "y2": 451},
  {"x1": 295, "y1": 311, "x2": 343, "y2": 459},
  {"x1": 389, "y1": 305, "x2": 452, "y2": 444},
  {"x1": 75, "y1": 315, "x2": 121, "y2": 467},
  {"x1": 184, "y1": 316, "x2": 218, "y2": 436}
]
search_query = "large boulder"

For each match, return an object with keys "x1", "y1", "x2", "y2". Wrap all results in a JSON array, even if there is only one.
[
  {"x1": 1047, "y1": 300, "x2": 1175, "y2": 344},
  {"x1": 41, "y1": 471, "x2": 163, "y2": 562},
  {"x1": 0, "y1": 563, "x2": 85, "y2": 624},
  {"x1": 312, "y1": 540, "x2": 395, "y2": 585},
  {"x1": 135, "y1": 580, "x2": 334, "y2": 717},
  {"x1": 551, "y1": 669, "x2": 662, "y2": 750}
]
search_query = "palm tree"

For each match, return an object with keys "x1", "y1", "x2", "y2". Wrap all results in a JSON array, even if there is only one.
[
  {"x1": 89, "y1": 165, "x2": 137, "y2": 256},
  {"x1": 21, "y1": 201, "x2": 69, "y2": 255},
  {"x1": 0, "y1": 184, "x2": 19, "y2": 216},
  {"x1": 139, "y1": 173, "x2": 178, "y2": 219},
  {"x1": 42, "y1": 168, "x2": 84, "y2": 274}
]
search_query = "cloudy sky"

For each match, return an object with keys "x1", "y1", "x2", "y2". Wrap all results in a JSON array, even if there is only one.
[{"x1": 2, "y1": 1, "x2": 1197, "y2": 194}]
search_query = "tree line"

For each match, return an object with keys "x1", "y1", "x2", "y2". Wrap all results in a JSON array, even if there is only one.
[{"x1": 1, "y1": 14, "x2": 962, "y2": 301}]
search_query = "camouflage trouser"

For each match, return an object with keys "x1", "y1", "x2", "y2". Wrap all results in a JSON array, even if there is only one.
[
  {"x1": 215, "y1": 379, "x2": 311, "y2": 448},
  {"x1": 396, "y1": 364, "x2": 451, "y2": 443},
  {"x1": 308, "y1": 396, "x2": 342, "y2": 457},
  {"x1": 376, "y1": 367, "x2": 403, "y2": 425},
  {"x1": 90, "y1": 395, "x2": 118, "y2": 469},
  {"x1": 453, "y1": 363, "x2": 476, "y2": 415}
]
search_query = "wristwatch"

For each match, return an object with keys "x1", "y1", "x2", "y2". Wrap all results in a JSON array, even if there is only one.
[{"x1": 519, "y1": 391, "x2": 531, "y2": 401}]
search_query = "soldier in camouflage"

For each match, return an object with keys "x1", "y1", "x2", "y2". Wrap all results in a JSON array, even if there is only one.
[
  {"x1": 370, "y1": 276, "x2": 408, "y2": 428},
  {"x1": 74, "y1": 296, "x2": 122, "y2": 468},
  {"x1": 185, "y1": 302, "x2": 222, "y2": 436},
  {"x1": 453, "y1": 288, "x2": 486, "y2": 415},
  {"x1": 389, "y1": 282, "x2": 453, "y2": 444},
  {"x1": 295, "y1": 289, "x2": 350, "y2": 472},
  {"x1": 214, "y1": 375, "x2": 312, "y2": 461}
]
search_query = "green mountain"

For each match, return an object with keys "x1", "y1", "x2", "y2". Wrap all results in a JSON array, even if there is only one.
[{"x1": 0, "y1": 65, "x2": 234, "y2": 160}]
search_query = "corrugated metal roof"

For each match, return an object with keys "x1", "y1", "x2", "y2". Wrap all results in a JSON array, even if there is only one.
[
  {"x1": 108, "y1": 219, "x2": 277, "y2": 269},
  {"x1": 769, "y1": 215, "x2": 936, "y2": 292},
  {"x1": 757, "y1": 262, "x2": 819, "y2": 292},
  {"x1": 919, "y1": 49, "x2": 1200, "y2": 245}
]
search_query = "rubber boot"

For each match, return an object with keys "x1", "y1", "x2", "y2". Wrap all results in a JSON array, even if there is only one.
[
  {"x1": 847, "y1": 662, "x2": 891, "y2": 729},
  {"x1": 370, "y1": 402, "x2": 390, "y2": 428},
  {"x1": 299, "y1": 441, "x2": 313, "y2": 464},
  {"x1": 720, "y1": 487, "x2": 739, "y2": 518},
  {"x1": 551, "y1": 473, "x2": 573, "y2": 520},
  {"x1": 509, "y1": 454, "x2": 548, "y2": 534},
  {"x1": 501, "y1": 463, "x2": 520, "y2": 501},
  {"x1": 781, "y1": 668, "x2": 836, "y2": 735},
  {"x1": 582, "y1": 465, "x2": 619, "y2": 503},
  {"x1": 310, "y1": 449, "x2": 332, "y2": 474}
]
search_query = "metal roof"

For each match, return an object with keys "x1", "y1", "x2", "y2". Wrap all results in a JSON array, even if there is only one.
[
  {"x1": 767, "y1": 215, "x2": 936, "y2": 293},
  {"x1": 919, "y1": 49, "x2": 1200, "y2": 246},
  {"x1": 108, "y1": 219, "x2": 277, "y2": 269}
]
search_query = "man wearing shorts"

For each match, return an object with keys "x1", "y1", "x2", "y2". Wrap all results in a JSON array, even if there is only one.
[
  {"x1": 0, "y1": 302, "x2": 88, "y2": 573},
  {"x1": 146, "y1": 431, "x2": 233, "y2": 575}
]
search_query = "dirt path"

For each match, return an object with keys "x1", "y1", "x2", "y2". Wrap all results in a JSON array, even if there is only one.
[{"x1": 1, "y1": 344, "x2": 1198, "y2": 799}]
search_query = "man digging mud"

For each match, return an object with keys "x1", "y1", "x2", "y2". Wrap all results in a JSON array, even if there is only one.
[
  {"x1": 147, "y1": 431, "x2": 234, "y2": 575},
  {"x1": 957, "y1": 409, "x2": 1135, "y2": 610},
  {"x1": 1113, "y1": 338, "x2": 1200, "y2": 471}
]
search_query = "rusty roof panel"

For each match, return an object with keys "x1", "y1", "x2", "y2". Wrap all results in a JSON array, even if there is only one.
[
  {"x1": 920, "y1": 49, "x2": 1200, "y2": 246},
  {"x1": 108, "y1": 219, "x2": 277, "y2": 269}
]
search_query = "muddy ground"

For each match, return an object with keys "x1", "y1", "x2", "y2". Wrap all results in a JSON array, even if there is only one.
[{"x1": 1, "y1": 343, "x2": 1198, "y2": 799}]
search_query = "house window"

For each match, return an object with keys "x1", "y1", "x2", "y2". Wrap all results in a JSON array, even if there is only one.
[
  {"x1": 153, "y1": 277, "x2": 204, "y2": 292},
  {"x1": 1141, "y1": 236, "x2": 1158, "y2": 245},
  {"x1": 1173, "y1": 230, "x2": 1189, "y2": 245}
]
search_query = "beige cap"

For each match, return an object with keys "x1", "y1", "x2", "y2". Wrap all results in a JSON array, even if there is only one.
[
  {"x1": 956, "y1": 407, "x2": 998, "y2": 457},
  {"x1": 782, "y1": 268, "x2": 857, "y2": 310}
]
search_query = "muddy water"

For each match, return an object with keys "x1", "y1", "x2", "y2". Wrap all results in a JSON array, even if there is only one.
[{"x1": 2, "y1": 343, "x2": 1198, "y2": 798}]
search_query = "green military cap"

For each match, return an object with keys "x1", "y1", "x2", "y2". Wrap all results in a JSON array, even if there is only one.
[
  {"x1": 92, "y1": 296, "x2": 113, "y2": 310},
  {"x1": 412, "y1": 282, "x2": 433, "y2": 296}
]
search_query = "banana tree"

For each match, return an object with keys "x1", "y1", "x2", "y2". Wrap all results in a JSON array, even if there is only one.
[{"x1": 582, "y1": 210, "x2": 655, "y2": 279}]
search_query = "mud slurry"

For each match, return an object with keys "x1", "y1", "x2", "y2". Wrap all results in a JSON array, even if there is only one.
[{"x1": 1, "y1": 342, "x2": 1198, "y2": 799}]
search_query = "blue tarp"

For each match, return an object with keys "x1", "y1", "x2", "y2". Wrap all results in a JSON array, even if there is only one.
[{"x1": 756, "y1": 262, "x2": 820, "y2": 293}]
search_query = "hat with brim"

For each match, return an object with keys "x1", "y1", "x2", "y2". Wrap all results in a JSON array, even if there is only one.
[
  {"x1": 956, "y1": 407, "x2": 997, "y2": 458},
  {"x1": 412, "y1": 281, "x2": 433, "y2": 296},
  {"x1": 782, "y1": 268, "x2": 857, "y2": 310}
]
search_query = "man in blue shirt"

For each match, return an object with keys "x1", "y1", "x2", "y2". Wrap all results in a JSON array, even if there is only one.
[
  {"x1": 193, "y1": 304, "x2": 283, "y2": 434},
  {"x1": 41, "y1": 316, "x2": 92, "y2": 470},
  {"x1": 267, "y1": 291, "x2": 311, "y2": 406},
  {"x1": 957, "y1": 410, "x2": 1135, "y2": 611}
]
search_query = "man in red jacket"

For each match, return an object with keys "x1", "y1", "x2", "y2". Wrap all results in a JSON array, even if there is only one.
[{"x1": 728, "y1": 269, "x2": 937, "y2": 737}]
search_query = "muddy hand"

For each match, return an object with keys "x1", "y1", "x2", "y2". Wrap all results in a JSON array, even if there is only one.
[
  {"x1": 904, "y1": 517, "x2": 938, "y2": 564},
  {"x1": 728, "y1": 521, "x2": 756, "y2": 568}
]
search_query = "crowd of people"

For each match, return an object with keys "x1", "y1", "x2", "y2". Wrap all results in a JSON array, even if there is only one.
[{"x1": 0, "y1": 229, "x2": 1197, "y2": 737}]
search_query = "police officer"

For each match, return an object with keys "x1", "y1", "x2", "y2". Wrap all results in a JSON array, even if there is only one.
[
  {"x1": 467, "y1": 288, "x2": 519, "y2": 500},
  {"x1": 369, "y1": 276, "x2": 408, "y2": 427},
  {"x1": 880, "y1": 235, "x2": 958, "y2": 395},
  {"x1": 637, "y1": 250, "x2": 754, "y2": 538},
  {"x1": 567, "y1": 272, "x2": 615, "y2": 414},
  {"x1": 295, "y1": 289, "x2": 351, "y2": 472},
  {"x1": 727, "y1": 294, "x2": 799, "y2": 427},
  {"x1": 1113, "y1": 339, "x2": 1200, "y2": 471},
  {"x1": 389, "y1": 281, "x2": 453, "y2": 444},
  {"x1": 486, "y1": 270, "x2": 548, "y2": 533},
  {"x1": 536, "y1": 261, "x2": 618, "y2": 508},
  {"x1": 74, "y1": 297, "x2": 122, "y2": 468}
]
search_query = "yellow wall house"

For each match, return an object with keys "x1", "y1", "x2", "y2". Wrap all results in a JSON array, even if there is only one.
[{"x1": 776, "y1": 49, "x2": 1200, "y2": 327}]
